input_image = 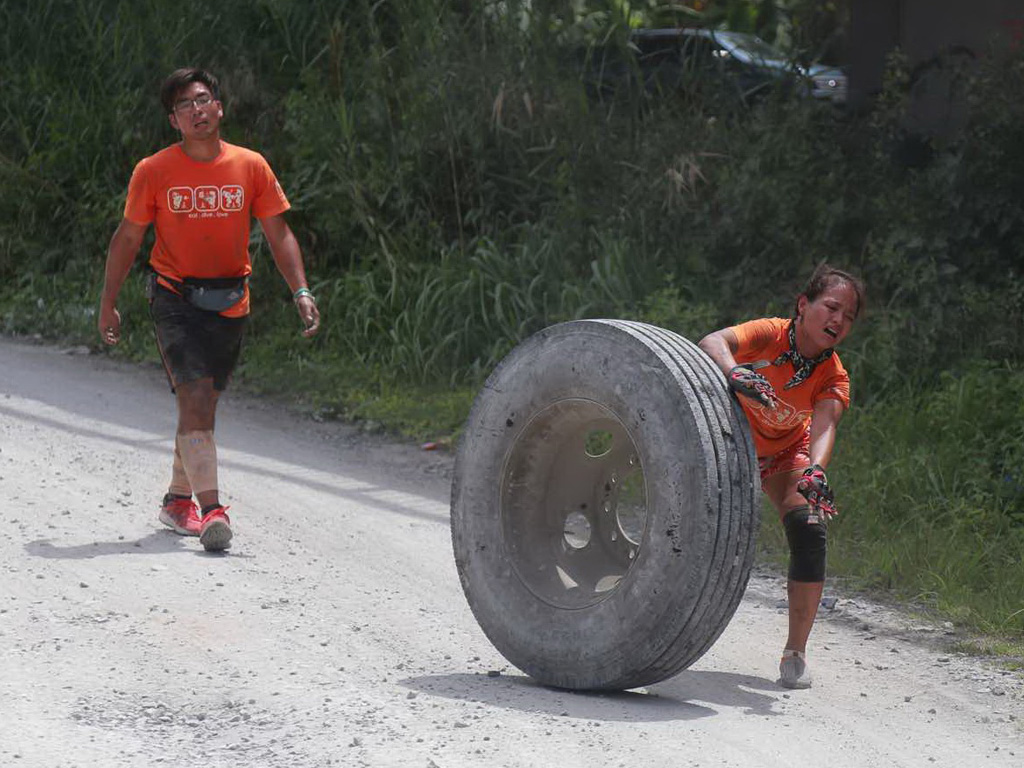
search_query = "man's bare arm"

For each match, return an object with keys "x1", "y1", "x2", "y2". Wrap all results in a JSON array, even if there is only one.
[
  {"x1": 259, "y1": 213, "x2": 320, "y2": 338},
  {"x1": 98, "y1": 218, "x2": 147, "y2": 345}
]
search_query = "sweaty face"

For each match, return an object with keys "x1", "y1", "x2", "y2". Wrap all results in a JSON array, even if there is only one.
[
  {"x1": 796, "y1": 282, "x2": 859, "y2": 355},
  {"x1": 168, "y1": 82, "x2": 222, "y2": 140}
]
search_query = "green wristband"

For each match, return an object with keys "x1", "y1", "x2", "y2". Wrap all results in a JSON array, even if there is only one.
[{"x1": 293, "y1": 287, "x2": 315, "y2": 302}]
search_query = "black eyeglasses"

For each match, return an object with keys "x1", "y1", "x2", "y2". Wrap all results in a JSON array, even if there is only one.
[{"x1": 173, "y1": 93, "x2": 215, "y2": 113}]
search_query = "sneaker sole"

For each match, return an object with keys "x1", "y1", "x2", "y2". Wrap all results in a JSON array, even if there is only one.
[
  {"x1": 778, "y1": 677, "x2": 812, "y2": 690},
  {"x1": 200, "y1": 519, "x2": 233, "y2": 552},
  {"x1": 158, "y1": 510, "x2": 200, "y2": 537}
]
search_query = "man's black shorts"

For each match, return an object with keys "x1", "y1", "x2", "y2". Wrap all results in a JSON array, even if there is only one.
[{"x1": 150, "y1": 286, "x2": 248, "y2": 392}]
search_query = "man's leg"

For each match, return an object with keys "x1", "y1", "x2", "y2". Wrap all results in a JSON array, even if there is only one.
[
  {"x1": 169, "y1": 443, "x2": 192, "y2": 498},
  {"x1": 175, "y1": 378, "x2": 232, "y2": 551},
  {"x1": 158, "y1": 442, "x2": 201, "y2": 535},
  {"x1": 150, "y1": 288, "x2": 245, "y2": 549},
  {"x1": 175, "y1": 377, "x2": 221, "y2": 509}
]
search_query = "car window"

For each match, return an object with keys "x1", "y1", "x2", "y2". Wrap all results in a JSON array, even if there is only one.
[
  {"x1": 634, "y1": 35, "x2": 683, "y2": 68},
  {"x1": 679, "y1": 35, "x2": 717, "y2": 69},
  {"x1": 714, "y1": 31, "x2": 788, "y2": 66}
]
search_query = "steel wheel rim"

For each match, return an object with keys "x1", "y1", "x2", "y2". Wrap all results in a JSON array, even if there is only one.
[{"x1": 500, "y1": 398, "x2": 648, "y2": 610}]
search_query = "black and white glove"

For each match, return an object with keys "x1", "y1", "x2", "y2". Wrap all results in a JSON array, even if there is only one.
[{"x1": 728, "y1": 365, "x2": 779, "y2": 408}]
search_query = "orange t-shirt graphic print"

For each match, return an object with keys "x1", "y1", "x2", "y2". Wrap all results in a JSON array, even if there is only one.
[
  {"x1": 123, "y1": 142, "x2": 290, "y2": 317},
  {"x1": 728, "y1": 317, "x2": 850, "y2": 458}
]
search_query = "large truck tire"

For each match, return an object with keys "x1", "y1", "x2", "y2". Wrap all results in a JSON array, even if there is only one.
[{"x1": 450, "y1": 320, "x2": 760, "y2": 691}]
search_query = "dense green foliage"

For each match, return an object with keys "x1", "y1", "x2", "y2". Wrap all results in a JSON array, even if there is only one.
[{"x1": 2, "y1": 0, "x2": 1022, "y2": 639}]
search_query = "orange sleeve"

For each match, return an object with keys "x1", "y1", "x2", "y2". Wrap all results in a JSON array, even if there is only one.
[
  {"x1": 123, "y1": 159, "x2": 155, "y2": 225},
  {"x1": 815, "y1": 369, "x2": 851, "y2": 410},
  {"x1": 728, "y1": 318, "x2": 783, "y2": 358},
  {"x1": 251, "y1": 155, "x2": 290, "y2": 219}
]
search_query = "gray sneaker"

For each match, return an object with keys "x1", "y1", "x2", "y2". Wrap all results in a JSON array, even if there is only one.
[{"x1": 779, "y1": 650, "x2": 812, "y2": 689}]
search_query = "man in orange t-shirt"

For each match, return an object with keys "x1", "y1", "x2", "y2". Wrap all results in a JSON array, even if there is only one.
[
  {"x1": 699, "y1": 264, "x2": 864, "y2": 690},
  {"x1": 98, "y1": 67, "x2": 321, "y2": 552}
]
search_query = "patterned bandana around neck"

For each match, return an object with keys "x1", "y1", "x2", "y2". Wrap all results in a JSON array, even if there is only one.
[{"x1": 773, "y1": 319, "x2": 833, "y2": 389}]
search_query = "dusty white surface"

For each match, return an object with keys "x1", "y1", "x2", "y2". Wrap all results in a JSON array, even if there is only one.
[{"x1": 0, "y1": 337, "x2": 1021, "y2": 768}]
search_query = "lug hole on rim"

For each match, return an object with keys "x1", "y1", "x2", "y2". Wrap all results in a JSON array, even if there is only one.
[
  {"x1": 584, "y1": 429, "x2": 614, "y2": 458},
  {"x1": 563, "y1": 511, "x2": 592, "y2": 549}
]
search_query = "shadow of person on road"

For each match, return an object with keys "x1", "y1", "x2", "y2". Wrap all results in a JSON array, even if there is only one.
[
  {"x1": 25, "y1": 531, "x2": 186, "y2": 559},
  {"x1": 23, "y1": 530, "x2": 230, "y2": 559},
  {"x1": 648, "y1": 670, "x2": 783, "y2": 717},
  {"x1": 25, "y1": 531, "x2": 256, "y2": 560}
]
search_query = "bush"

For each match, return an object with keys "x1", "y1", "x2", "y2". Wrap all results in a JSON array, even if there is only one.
[{"x1": 832, "y1": 363, "x2": 1024, "y2": 633}]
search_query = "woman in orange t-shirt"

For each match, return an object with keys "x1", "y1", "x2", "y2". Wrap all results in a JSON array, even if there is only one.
[{"x1": 699, "y1": 264, "x2": 865, "y2": 690}]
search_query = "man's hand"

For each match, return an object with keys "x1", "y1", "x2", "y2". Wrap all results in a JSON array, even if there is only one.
[
  {"x1": 295, "y1": 295, "x2": 320, "y2": 338},
  {"x1": 98, "y1": 305, "x2": 122, "y2": 346},
  {"x1": 797, "y1": 463, "x2": 838, "y2": 519},
  {"x1": 728, "y1": 365, "x2": 779, "y2": 408},
  {"x1": 98, "y1": 218, "x2": 146, "y2": 347}
]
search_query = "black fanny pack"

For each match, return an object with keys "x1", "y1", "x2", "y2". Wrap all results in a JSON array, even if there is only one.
[{"x1": 149, "y1": 271, "x2": 247, "y2": 312}]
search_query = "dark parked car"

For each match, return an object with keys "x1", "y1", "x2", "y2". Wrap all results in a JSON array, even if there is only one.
[{"x1": 584, "y1": 28, "x2": 847, "y2": 106}]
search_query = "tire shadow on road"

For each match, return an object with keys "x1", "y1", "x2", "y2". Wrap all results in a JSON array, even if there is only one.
[{"x1": 399, "y1": 672, "x2": 716, "y2": 722}]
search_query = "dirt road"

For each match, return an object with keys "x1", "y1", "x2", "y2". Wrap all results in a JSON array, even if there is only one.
[{"x1": 1, "y1": 337, "x2": 1021, "y2": 768}]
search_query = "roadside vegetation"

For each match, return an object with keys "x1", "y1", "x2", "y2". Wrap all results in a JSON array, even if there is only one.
[{"x1": 2, "y1": 0, "x2": 1022, "y2": 647}]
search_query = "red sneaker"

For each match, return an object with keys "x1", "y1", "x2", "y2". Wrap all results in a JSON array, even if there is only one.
[
  {"x1": 159, "y1": 494, "x2": 201, "y2": 536},
  {"x1": 199, "y1": 506, "x2": 233, "y2": 552}
]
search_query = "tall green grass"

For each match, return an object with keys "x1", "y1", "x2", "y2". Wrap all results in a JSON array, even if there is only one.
[{"x1": 829, "y1": 365, "x2": 1024, "y2": 634}]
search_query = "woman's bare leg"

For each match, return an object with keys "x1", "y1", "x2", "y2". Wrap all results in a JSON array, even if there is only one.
[{"x1": 763, "y1": 469, "x2": 824, "y2": 653}]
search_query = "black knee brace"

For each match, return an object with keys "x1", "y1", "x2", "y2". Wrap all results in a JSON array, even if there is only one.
[{"x1": 783, "y1": 505, "x2": 827, "y2": 582}]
